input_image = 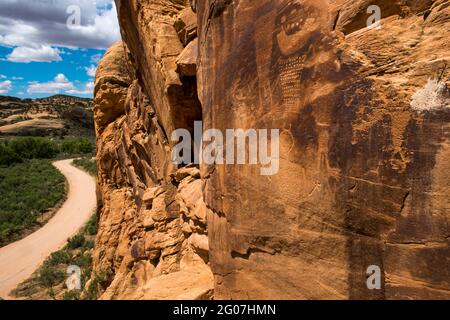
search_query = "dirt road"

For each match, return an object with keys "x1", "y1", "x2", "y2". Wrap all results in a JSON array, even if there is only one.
[{"x1": 0, "y1": 159, "x2": 96, "y2": 299}]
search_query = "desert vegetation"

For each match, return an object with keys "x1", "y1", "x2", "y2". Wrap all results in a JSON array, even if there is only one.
[
  {"x1": 0, "y1": 137, "x2": 95, "y2": 245},
  {"x1": 60, "y1": 138, "x2": 94, "y2": 155},
  {"x1": 12, "y1": 214, "x2": 102, "y2": 300},
  {"x1": 0, "y1": 137, "x2": 94, "y2": 166},
  {"x1": 0, "y1": 159, "x2": 66, "y2": 246}
]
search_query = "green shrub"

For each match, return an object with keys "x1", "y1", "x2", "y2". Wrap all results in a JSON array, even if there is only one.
[
  {"x1": 0, "y1": 143, "x2": 22, "y2": 166},
  {"x1": 83, "y1": 239, "x2": 95, "y2": 249},
  {"x1": 0, "y1": 137, "x2": 59, "y2": 166},
  {"x1": 67, "y1": 234, "x2": 86, "y2": 250},
  {"x1": 0, "y1": 137, "x2": 94, "y2": 167},
  {"x1": 73, "y1": 252, "x2": 92, "y2": 268},
  {"x1": 46, "y1": 250, "x2": 72, "y2": 266},
  {"x1": 84, "y1": 214, "x2": 97, "y2": 236},
  {"x1": 62, "y1": 290, "x2": 81, "y2": 300},
  {"x1": 61, "y1": 138, "x2": 93, "y2": 155},
  {"x1": 9, "y1": 137, "x2": 59, "y2": 159},
  {"x1": 83, "y1": 280, "x2": 98, "y2": 301},
  {"x1": 47, "y1": 288, "x2": 56, "y2": 300},
  {"x1": 82, "y1": 271, "x2": 108, "y2": 300},
  {"x1": 39, "y1": 266, "x2": 65, "y2": 288}
]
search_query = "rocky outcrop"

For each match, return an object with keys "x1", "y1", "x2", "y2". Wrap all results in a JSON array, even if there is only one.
[
  {"x1": 92, "y1": 11, "x2": 212, "y2": 298},
  {"x1": 0, "y1": 95, "x2": 93, "y2": 136},
  {"x1": 92, "y1": 0, "x2": 450, "y2": 300}
]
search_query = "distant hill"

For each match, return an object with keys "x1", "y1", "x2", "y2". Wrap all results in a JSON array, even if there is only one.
[
  {"x1": 35, "y1": 94, "x2": 93, "y2": 106},
  {"x1": 0, "y1": 96, "x2": 22, "y2": 103},
  {"x1": 0, "y1": 95, "x2": 94, "y2": 137}
]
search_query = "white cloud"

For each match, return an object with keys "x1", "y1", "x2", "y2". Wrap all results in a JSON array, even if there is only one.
[
  {"x1": 66, "y1": 81, "x2": 94, "y2": 95},
  {"x1": 11, "y1": 76, "x2": 23, "y2": 80},
  {"x1": 27, "y1": 73, "x2": 75, "y2": 94},
  {"x1": 7, "y1": 45, "x2": 62, "y2": 63},
  {"x1": 0, "y1": 0, "x2": 120, "y2": 50},
  {"x1": 0, "y1": 80, "x2": 12, "y2": 94},
  {"x1": 54, "y1": 73, "x2": 69, "y2": 83},
  {"x1": 0, "y1": 74, "x2": 6, "y2": 79},
  {"x1": 67, "y1": 5, "x2": 121, "y2": 49},
  {"x1": 85, "y1": 65, "x2": 97, "y2": 77},
  {"x1": 0, "y1": 23, "x2": 38, "y2": 48},
  {"x1": 90, "y1": 53, "x2": 103, "y2": 64},
  {"x1": 27, "y1": 74, "x2": 93, "y2": 96}
]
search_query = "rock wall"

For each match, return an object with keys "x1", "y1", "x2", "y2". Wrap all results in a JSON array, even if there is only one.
[
  {"x1": 92, "y1": 1, "x2": 212, "y2": 298},
  {"x1": 92, "y1": 0, "x2": 450, "y2": 299}
]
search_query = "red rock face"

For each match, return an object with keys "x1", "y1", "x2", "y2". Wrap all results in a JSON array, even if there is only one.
[
  {"x1": 92, "y1": 1, "x2": 213, "y2": 298},
  {"x1": 97, "y1": 0, "x2": 450, "y2": 300},
  {"x1": 196, "y1": 0, "x2": 450, "y2": 299}
]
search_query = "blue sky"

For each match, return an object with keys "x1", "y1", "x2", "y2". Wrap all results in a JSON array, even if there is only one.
[{"x1": 0, "y1": 0, "x2": 121, "y2": 99}]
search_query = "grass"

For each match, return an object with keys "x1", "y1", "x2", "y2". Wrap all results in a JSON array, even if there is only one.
[
  {"x1": 12, "y1": 214, "x2": 101, "y2": 300},
  {"x1": 0, "y1": 159, "x2": 66, "y2": 246},
  {"x1": 72, "y1": 157, "x2": 96, "y2": 176}
]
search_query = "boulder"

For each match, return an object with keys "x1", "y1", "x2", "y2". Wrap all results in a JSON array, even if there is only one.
[{"x1": 176, "y1": 38, "x2": 198, "y2": 77}]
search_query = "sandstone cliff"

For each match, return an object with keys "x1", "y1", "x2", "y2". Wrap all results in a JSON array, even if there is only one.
[
  {"x1": 92, "y1": 0, "x2": 450, "y2": 299},
  {"x1": 92, "y1": 35, "x2": 211, "y2": 299}
]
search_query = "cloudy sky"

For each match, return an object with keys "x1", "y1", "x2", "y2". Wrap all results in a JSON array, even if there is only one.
[{"x1": 0, "y1": 0, "x2": 121, "y2": 98}]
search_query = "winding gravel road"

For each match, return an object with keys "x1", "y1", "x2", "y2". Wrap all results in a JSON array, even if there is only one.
[{"x1": 0, "y1": 159, "x2": 96, "y2": 299}]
